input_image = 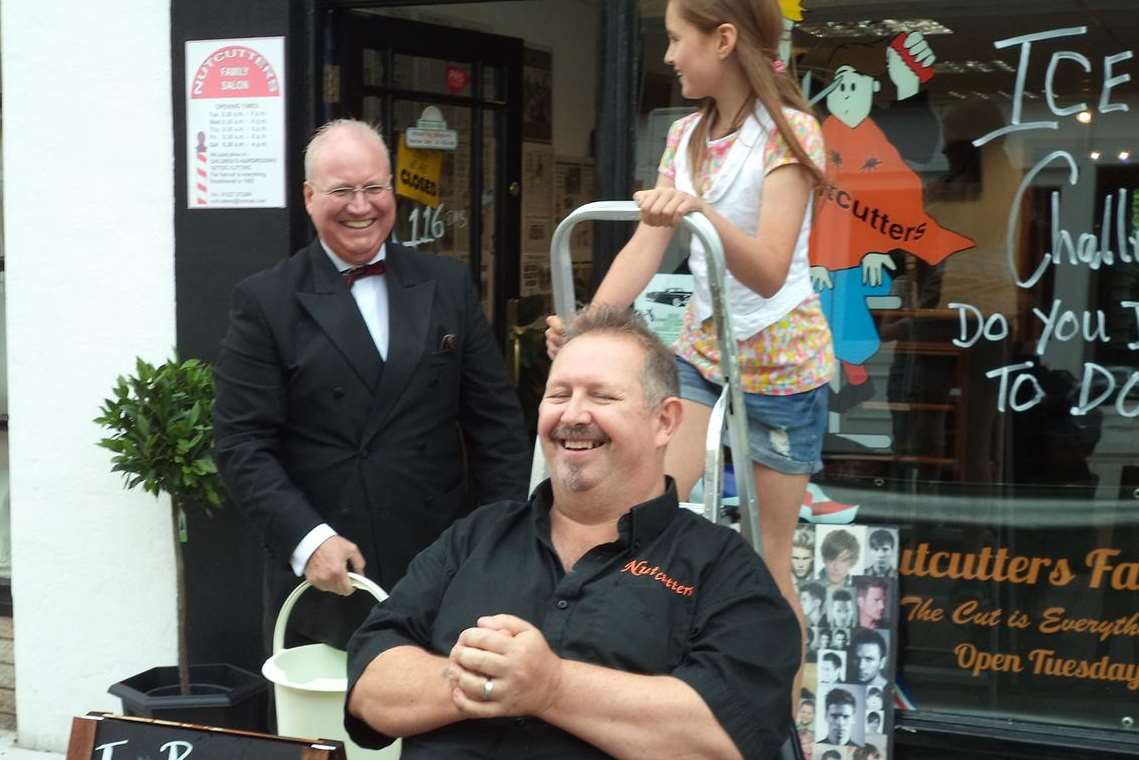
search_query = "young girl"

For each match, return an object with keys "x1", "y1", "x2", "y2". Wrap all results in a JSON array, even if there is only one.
[{"x1": 547, "y1": 0, "x2": 833, "y2": 654}]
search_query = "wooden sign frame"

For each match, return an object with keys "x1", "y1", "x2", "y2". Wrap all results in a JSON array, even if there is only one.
[{"x1": 66, "y1": 712, "x2": 347, "y2": 760}]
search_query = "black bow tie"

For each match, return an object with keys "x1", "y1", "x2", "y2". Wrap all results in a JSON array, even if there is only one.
[{"x1": 342, "y1": 260, "x2": 386, "y2": 288}]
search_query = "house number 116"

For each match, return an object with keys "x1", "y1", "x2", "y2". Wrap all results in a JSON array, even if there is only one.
[{"x1": 394, "y1": 203, "x2": 448, "y2": 248}]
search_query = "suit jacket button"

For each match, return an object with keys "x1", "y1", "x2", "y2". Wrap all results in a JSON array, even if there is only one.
[{"x1": 333, "y1": 386, "x2": 345, "y2": 398}]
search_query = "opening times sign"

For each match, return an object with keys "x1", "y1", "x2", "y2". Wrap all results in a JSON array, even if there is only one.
[{"x1": 186, "y1": 37, "x2": 285, "y2": 209}]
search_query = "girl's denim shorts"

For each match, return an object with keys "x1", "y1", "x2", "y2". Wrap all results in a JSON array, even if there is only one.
[{"x1": 676, "y1": 356, "x2": 828, "y2": 475}]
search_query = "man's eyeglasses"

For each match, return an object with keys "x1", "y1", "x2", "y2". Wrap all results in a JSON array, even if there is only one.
[{"x1": 311, "y1": 181, "x2": 393, "y2": 201}]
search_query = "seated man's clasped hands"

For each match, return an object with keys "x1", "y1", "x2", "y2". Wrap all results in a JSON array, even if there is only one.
[
  {"x1": 445, "y1": 613, "x2": 566, "y2": 719},
  {"x1": 345, "y1": 307, "x2": 800, "y2": 759}
]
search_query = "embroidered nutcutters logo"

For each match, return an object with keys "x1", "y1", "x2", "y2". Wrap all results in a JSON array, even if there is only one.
[{"x1": 621, "y1": 559, "x2": 695, "y2": 597}]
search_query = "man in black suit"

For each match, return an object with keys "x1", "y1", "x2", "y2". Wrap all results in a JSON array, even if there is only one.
[{"x1": 214, "y1": 119, "x2": 529, "y2": 646}]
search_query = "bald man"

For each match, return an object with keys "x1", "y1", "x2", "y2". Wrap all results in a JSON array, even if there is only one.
[{"x1": 215, "y1": 119, "x2": 529, "y2": 647}]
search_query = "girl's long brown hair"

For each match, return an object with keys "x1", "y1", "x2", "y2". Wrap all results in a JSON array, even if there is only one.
[{"x1": 674, "y1": 0, "x2": 825, "y2": 190}]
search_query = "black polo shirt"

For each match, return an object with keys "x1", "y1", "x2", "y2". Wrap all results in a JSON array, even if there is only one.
[{"x1": 345, "y1": 479, "x2": 799, "y2": 759}]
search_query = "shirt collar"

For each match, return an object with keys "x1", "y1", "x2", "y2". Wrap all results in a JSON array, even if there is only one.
[
  {"x1": 319, "y1": 239, "x2": 386, "y2": 273},
  {"x1": 531, "y1": 477, "x2": 680, "y2": 548}
]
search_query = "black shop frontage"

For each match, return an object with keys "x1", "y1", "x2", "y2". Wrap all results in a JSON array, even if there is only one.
[{"x1": 171, "y1": 1, "x2": 1139, "y2": 758}]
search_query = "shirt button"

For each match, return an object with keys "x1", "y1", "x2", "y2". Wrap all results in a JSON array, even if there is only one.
[{"x1": 556, "y1": 599, "x2": 569, "y2": 610}]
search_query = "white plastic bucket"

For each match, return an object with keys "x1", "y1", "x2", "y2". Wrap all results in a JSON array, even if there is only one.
[{"x1": 261, "y1": 572, "x2": 401, "y2": 759}]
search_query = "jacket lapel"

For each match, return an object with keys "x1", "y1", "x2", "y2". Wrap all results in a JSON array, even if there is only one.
[
  {"x1": 296, "y1": 241, "x2": 384, "y2": 391},
  {"x1": 363, "y1": 245, "x2": 434, "y2": 441}
]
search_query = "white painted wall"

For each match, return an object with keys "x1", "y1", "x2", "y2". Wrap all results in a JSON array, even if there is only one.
[{"x1": 2, "y1": 0, "x2": 176, "y2": 752}]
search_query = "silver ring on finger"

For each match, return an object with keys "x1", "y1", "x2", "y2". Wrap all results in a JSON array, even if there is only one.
[{"x1": 483, "y1": 677, "x2": 495, "y2": 701}]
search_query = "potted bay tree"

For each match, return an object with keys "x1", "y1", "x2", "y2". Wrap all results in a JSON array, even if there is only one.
[{"x1": 95, "y1": 356, "x2": 267, "y2": 729}]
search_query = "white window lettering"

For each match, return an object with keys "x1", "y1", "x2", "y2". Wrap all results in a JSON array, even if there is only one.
[
  {"x1": 985, "y1": 362, "x2": 1045, "y2": 413},
  {"x1": 1099, "y1": 50, "x2": 1134, "y2": 114},
  {"x1": 1045, "y1": 51, "x2": 1092, "y2": 116},
  {"x1": 974, "y1": 27, "x2": 1086, "y2": 146}
]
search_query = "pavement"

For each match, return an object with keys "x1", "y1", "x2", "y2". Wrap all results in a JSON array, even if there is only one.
[{"x1": 0, "y1": 732, "x2": 63, "y2": 759}]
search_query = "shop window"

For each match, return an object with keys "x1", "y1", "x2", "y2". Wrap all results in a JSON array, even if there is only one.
[{"x1": 637, "y1": 0, "x2": 1139, "y2": 742}]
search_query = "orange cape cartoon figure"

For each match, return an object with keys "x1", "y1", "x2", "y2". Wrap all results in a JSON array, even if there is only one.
[
  {"x1": 811, "y1": 115, "x2": 974, "y2": 271},
  {"x1": 808, "y1": 50, "x2": 975, "y2": 407}
]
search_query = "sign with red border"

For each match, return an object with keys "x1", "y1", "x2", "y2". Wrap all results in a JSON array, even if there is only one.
[{"x1": 185, "y1": 37, "x2": 285, "y2": 208}]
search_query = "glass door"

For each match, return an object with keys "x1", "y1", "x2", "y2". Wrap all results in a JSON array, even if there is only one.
[{"x1": 326, "y1": 11, "x2": 523, "y2": 345}]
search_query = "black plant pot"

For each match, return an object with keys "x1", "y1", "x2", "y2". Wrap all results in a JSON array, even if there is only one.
[{"x1": 109, "y1": 664, "x2": 269, "y2": 731}]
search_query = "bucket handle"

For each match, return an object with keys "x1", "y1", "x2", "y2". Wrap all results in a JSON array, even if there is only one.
[{"x1": 272, "y1": 572, "x2": 389, "y2": 655}]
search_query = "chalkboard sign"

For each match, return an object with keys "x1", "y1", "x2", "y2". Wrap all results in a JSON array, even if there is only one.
[{"x1": 66, "y1": 713, "x2": 347, "y2": 760}]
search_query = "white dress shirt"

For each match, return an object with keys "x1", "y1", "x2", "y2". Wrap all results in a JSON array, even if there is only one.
[
  {"x1": 289, "y1": 241, "x2": 389, "y2": 576},
  {"x1": 321, "y1": 240, "x2": 390, "y2": 359}
]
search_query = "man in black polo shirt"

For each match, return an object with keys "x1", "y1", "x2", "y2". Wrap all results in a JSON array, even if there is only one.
[{"x1": 345, "y1": 307, "x2": 800, "y2": 759}]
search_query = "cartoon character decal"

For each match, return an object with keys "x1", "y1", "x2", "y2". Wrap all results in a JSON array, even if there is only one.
[
  {"x1": 779, "y1": 8, "x2": 976, "y2": 528},
  {"x1": 797, "y1": 32, "x2": 976, "y2": 416}
]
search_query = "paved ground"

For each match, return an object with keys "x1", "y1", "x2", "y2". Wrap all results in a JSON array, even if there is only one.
[{"x1": 0, "y1": 732, "x2": 63, "y2": 759}]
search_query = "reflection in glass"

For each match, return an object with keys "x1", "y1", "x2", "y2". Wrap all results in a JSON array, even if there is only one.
[
  {"x1": 635, "y1": 0, "x2": 1139, "y2": 734},
  {"x1": 393, "y1": 53, "x2": 472, "y2": 98}
]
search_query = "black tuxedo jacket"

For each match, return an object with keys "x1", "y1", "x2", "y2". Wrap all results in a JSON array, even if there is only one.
[{"x1": 213, "y1": 239, "x2": 529, "y2": 639}]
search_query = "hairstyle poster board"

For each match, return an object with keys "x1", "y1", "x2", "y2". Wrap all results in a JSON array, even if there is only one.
[
  {"x1": 633, "y1": 273, "x2": 694, "y2": 348},
  {"x1": 66, "y1": 713, "x2": 346, "y2": 760},
  {"x1": 793, "y1": 524, "x2": 899, "y2": 760}
]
